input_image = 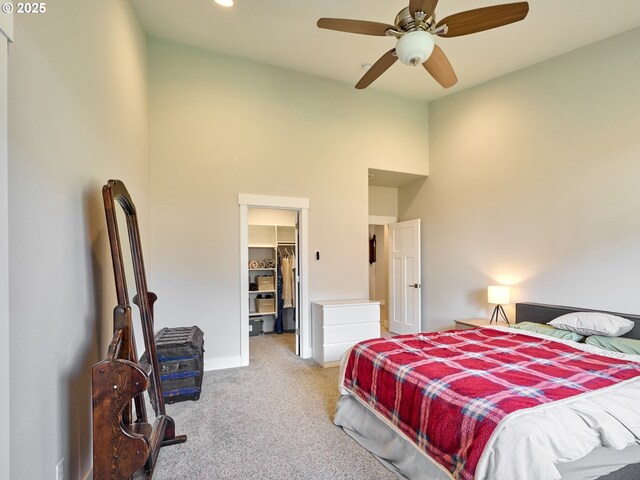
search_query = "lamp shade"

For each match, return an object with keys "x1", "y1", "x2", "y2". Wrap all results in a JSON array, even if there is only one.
[
  {"x1": 488, "y1": 286, "x2": 510, "y2": 305},
  {"x1": 395, "y1": 31, "x2": 435, "y2": 66}
]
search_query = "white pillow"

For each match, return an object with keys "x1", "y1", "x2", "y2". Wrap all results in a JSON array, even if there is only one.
[{"x1": 549, "y1": 312, "x2": 634, "y2": 337}]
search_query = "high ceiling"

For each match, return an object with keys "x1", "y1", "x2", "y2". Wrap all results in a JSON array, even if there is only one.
[{"x1": 132, "y1": 0, "x2": 640, "y2": 101}]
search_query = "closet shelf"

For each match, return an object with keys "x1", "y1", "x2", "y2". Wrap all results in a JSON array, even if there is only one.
[
  {"x1": 249, "y1": 311, "x2": 276, "y2": 317},
  {"x1": 249, "y1": 244, "x2": 276, "y2": 248},
  {"x1": 249, "y1": 289, "x2": 276, "y2": 294},
  {"x1": 248, "y1": 268, "x2": 275, "y2": 272}
]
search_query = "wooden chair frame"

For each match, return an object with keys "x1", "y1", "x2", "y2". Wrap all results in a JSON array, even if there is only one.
[{"x1": 92, "y1": 180, "x2": 186, "y2": 479}]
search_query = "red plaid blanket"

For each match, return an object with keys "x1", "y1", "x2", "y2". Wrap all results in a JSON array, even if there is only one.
[{"x1": 343, "y1": 328, "x2": 640, "y2": 480}]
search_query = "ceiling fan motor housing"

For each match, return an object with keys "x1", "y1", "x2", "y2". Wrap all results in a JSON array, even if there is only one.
[{"x1": 396, "y1": 31, "x2": 435, "y2": 66}]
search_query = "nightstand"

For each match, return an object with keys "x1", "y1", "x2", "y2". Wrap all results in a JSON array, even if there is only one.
[{"x1": 454, "y1": 318, "x2": 508, "y2": 330}]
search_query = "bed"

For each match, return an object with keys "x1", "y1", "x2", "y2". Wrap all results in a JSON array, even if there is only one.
[{"x1": 334, "y1": 302, "x2": 640, "y2": 480}]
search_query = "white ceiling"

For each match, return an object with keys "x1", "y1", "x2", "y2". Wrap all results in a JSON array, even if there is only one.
[{"x1": 132, "y1": 0, "x2": 640, "y2": 101}]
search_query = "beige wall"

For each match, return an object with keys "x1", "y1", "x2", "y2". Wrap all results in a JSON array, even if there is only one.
[
  {"x1": 400, "y1": 28, "x2": 640, "y2": 330},
  {"x1": 1, "y1": 13, "x2": 12, "y2": 480},
  {"x1": 8, "y1": 1, "x2": 150, "y2": 478},
  {"x1": 369, "y1": 185, "x2": 398, "y2": 217},
  {"x1": 147, "y1": 38, "x2": 429, "y2": 366}
]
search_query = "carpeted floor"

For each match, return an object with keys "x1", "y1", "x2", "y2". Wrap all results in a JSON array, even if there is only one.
[{"x1": 152, "y1": 333, "x2": 398, "y2": 479}]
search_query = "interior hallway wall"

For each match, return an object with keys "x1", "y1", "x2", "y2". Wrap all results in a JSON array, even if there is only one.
[
  {"x1": 147, "y1": 38, "x2": 429, "y2": 367},
  {"x1": 399, "y1": 28, "x2": 640, "y2": 330},
  {"x1": 8, "y1": 1, "x2": 150, "y2": 478}
]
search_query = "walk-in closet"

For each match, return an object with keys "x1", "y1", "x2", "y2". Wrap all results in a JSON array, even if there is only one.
[{"x1": 247, "y1": 208, "x2": 299, "y2": 352}]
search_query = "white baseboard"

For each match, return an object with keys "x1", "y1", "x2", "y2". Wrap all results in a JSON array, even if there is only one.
[{"x1": 204, "y1": 355, "x2": 244, "y2": 371}]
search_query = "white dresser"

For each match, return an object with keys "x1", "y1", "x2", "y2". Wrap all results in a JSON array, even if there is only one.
[{"x1": 312, "y1": 300, "x2": 380, "y2": 368}]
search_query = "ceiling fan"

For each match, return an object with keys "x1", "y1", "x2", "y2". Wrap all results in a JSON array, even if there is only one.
[{"x1": 317, "y1": 0, "x2": 529, "y2": 90}]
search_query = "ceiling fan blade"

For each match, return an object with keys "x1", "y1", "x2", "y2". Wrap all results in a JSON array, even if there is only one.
[
  {"x1": 356, "y1": 49, "x2": 398, "y2": 89},
  {"x1": 317, "y1": 18, "x2": 395, "y2": 36},
  {"x1": 436, "y1": 2, "x2": 529, "y2": 38},
  {"x1": 422, "y1": 45, "x2": 457, "y2": 88},
  {"x1": 409, "y1": 0, "x2": 438, "y2": 19}
]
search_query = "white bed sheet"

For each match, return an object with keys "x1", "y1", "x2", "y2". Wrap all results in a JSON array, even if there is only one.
[{"x1": 336, "y1": 327, "x2": 640, "y2": 480}]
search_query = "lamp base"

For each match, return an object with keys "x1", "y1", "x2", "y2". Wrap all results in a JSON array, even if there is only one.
[{"x1": 490, "y1": 305, "x2": 510, "y2": 325}]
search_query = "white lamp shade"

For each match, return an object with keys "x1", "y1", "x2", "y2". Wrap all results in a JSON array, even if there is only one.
[
  {"x1": 395, "y1": 31, "x2": 435, "y2": 66},
  {"x1": 488, "y1": 286, "x2": 510, "y2": 305}
]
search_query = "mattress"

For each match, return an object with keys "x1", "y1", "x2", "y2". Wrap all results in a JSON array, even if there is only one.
[{"x1": 335, "y1": 326, "x2": 640, "y2": 480}]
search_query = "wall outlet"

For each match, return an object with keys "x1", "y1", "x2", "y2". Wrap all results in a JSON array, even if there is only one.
[{"x1": 56, "y1": 458, "x2": 64, "y2": 480}]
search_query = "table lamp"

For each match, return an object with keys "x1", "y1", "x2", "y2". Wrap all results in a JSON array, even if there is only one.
[{"x1": 488, "y1": 285, "x2": 510, "y2": 325}]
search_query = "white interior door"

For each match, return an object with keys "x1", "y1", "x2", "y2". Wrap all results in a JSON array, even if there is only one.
[{"x1": 388, "y1": 219, "x2": 421, "y2": 335}]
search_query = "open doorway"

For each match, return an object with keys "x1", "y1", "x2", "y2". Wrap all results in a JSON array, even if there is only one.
[
  {"x1": 247, "y1": 208, "x2": 299, "y2": 345},
  {"x1": 368, "y1": 223, "x2": 389, "y2": 331},
  {"x1": 368, "y1": 169, "x2": 426, "y2": 336},
  {"x1": 238, "y1": 194, "x2": 310, "y2": 367}
]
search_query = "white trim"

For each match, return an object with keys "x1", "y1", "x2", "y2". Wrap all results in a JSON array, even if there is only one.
[
  {"x1": 238, "y1": 194, "x2": 311, "y2": 363},
  {"x1": 368, "y1": 215, "x2": 397, "y2": 225},
  {"x1": 239, "y1": 193, "x2": 309, "y2": 210},
  {"x1": 298, "y1": 207, "x2": 311, "y2": 358},
  {"x1": 239, "y1": 205, "x2": 250, "y2": 366},
  {"x1": 204, "y1": 355, "x2": 244, "y2": 371}
]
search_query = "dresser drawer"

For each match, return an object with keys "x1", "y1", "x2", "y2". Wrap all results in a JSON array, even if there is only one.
[
  {"x1": 322, "y1": 304, "x2": 379, "y2": 326},
  {"x1": 324, "y1": 322, "x2": 380, "y2": 344},
  {"x1": 323, "y1": 342, "x2": 359, "y2": 364}
]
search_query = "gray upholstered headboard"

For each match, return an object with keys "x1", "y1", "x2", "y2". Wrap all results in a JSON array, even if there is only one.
[{"x1": 516, "y1": 302, "x2": 640, "y2": 341}]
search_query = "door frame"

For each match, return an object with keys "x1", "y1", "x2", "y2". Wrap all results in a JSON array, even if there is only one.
[{"x1": 238, "y1": 194, "x2": 310, "y2": 365}]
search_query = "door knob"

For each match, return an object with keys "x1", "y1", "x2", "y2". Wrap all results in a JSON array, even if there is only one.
[{"x1": 409, "y1": 283, "x2": 421, "y2": 288}]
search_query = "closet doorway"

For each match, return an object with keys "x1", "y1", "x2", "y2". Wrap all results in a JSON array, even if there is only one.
[
  {"x1": 238, "y1": 194, "x2": 310, "y2": 366},
  {"x1": 247, "y1": 210, "x2": 298, "y2": 340}
]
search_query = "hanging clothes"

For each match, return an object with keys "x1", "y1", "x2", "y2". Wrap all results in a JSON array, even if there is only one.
[
  {"x1": 274, "y1": 252, "x2": 284, "y2": 334},
  {"x1": 281, "y1": 254, "x2": 293, "y2": 308},
  {"x1": 289, "y1": 252, "x2": 296, "y2": 307}
]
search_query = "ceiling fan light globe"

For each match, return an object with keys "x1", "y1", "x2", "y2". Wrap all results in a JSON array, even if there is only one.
[{"x1": 396, "y1": 31, "x2": 435, "y2": 66}]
